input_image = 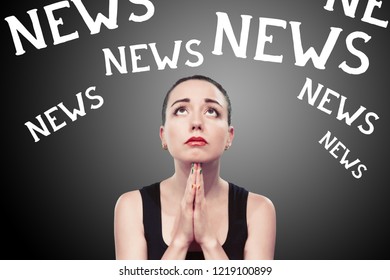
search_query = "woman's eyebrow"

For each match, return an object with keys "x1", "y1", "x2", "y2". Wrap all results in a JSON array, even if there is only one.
[
  {"x1": 170, "y1": 97, "x2": 223, "y2": 107},
  {"x1": 205, "y1": 98, "x2": 223, "y2": 107},
  {"x1": 171, "y1": 98, "x2": 190, "y2": 107}
]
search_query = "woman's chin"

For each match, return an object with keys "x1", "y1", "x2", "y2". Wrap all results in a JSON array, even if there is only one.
[
  {"x1": 170, "y1": 148, "x2": 223, "y2": 163},
  {"x1": 176, "y1": 154, "x2": 221, "y2": 164}
]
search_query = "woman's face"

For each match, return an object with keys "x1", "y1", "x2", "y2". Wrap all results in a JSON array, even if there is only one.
[{"x1": 160, "y1": 79, "x2": 234, "y2": 164}]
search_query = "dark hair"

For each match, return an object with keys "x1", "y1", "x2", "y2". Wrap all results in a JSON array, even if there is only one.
[{"x1": 162, "y1": 75, "x2": 231, "y2": 125}]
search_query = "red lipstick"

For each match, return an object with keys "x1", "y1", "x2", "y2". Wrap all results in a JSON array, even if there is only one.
[{"x1": 185, "y1": 136, "x2": 208, "y2": 146}]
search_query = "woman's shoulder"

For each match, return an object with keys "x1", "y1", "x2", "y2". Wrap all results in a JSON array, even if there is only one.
[
  {"x1": 247, "y1": 191, "x2": 274, "y2": 208},
  {"x1": 229, "y1": 182, "x2": 274, "y2": 210},
  {"x1": 246, "y1": 191, "x2": 276, "y2": 223},
  {"x1": 243, "y1": 190, "x2": 276, "y2": 259},
  {"x1": 115, "y1": 189, "x2": 143, "y2": 217},
  {"x1": 115, "y1": 182, "x2": 160, "y2": 211},
  {"x1": 114, "y1": 188, "x2": 148, "y2": 259},
  {"x1": 116, "y1": 189, "x2": 141, "y2": 204}
]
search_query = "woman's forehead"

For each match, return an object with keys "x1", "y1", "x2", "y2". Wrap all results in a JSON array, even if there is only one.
[{"x1": 168, "y1": 80, "x2": 226, "y2": 106}]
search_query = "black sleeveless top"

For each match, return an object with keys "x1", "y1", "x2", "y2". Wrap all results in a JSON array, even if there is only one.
[{"x1": 139, "y1": 182, "x2": 248, "y2": 259}]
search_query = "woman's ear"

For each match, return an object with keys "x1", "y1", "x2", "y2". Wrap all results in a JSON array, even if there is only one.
[
  {"x1": 160, "y1": 126, "x2": 166, "y2": 147},
  {"x1": 226, "y1": 125, "x2": 234, "y2": 149}
]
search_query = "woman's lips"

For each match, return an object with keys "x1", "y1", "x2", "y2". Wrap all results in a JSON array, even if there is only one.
[{"x1": 185, "y1": 136, "x2": 208, "y2": 146}]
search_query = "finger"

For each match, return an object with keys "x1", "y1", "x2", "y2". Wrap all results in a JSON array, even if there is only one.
[
  {"x1": 199, "y1": 163, "x2": 204, "y2": 191},
  {"x1": 184, "y1": 163, "x2": 196, "y2": 193},
  {"x1": 184, "y1": 185, "x2": 196, "y2": 208},
  {"x1": 194, "y1": 162, "x2": 201, "y2": 185},
  {"x1": 192, "y1": 163, "x2": 199, "y2": 184},
  {"x1": 195, "y1": 164, "x2": 204, "y2": 205},
  {"x1": 184, "y1": 163, "x2": 197, "y2": 205}
]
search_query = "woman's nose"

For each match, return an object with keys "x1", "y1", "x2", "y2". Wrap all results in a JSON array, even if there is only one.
[
  {"x1": 191, "y1": 113, "x2": 203, "y2": 131},
  {"x1": 192, "y1": 122, "x2": 202, "y2": 131}
]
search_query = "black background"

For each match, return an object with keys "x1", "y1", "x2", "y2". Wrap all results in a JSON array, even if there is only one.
[{"x1": 2, "y1": 0, "x2": 389, "y2": 259}]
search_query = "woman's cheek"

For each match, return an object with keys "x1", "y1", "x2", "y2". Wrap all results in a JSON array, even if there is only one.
[{"x1": 166, "y1": 124, "x2": 184, "y2": 151}]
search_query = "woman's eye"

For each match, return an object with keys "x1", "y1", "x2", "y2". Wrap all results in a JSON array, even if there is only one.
[
  {"x1": 174, "y1": 107, "x2": 188, "y2": 115},
  {"x1": 206, "y1": 108, "x2": 219, "y2": 117}
]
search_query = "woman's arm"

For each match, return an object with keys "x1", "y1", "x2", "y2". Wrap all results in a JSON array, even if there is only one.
[
  {"x1": 244, "y1": 193, "x2": 276, "y2": 260},
  {"x1": 162, "y1": 165, "x2": 200, "y2": 259},
  {"x1": 115, "y1": 167, "x2": 199, "y2": 260},
  {"x1": 193, "y1": 165, "x2": 229, "y2": 260},
  {"x1": 114, "y1": 191, "x2": 148, "y2": 259},
  {"x1": 114, "y1": 189, "x2": 192, "y2": 260}
]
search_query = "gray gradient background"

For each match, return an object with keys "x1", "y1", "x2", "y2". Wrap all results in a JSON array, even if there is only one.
[{"x1": 3, "y1": 0, "x2": 389, "y2": 259}]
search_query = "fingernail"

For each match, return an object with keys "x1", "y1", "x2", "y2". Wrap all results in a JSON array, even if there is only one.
[{"x1": 197, "y1": 185, "x2": 201, "y2": 190}]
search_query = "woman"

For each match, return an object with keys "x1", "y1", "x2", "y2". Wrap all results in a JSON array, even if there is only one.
[{"x1": 114, "y1": 75, "x2": 276, "y2": 259}]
